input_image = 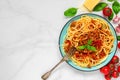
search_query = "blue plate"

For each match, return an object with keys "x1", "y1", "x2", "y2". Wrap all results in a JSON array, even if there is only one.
[{"x1": 59, "y1": 13, "x2": 117, "y2": 71}]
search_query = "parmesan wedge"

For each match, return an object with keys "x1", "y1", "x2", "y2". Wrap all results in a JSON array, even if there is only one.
[{"x1": 83, "y1": 0, "x2": 101, "y2": 11}]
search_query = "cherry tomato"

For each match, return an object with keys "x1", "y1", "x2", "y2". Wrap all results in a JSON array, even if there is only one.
[
  {"x1": 103, "y1": 7, "x2": 112, "y2": 17},
  {"x1": 111, "y1": 55, "x2": 119, "y2": 64},
  {"x1": 104, "y1": 74, "x2": 111, "y2": 80},
  {"x1": 100, "y1": 66, "x2": 110, "y2": 75},
  {"x1": 112, "y1": 70, "x2": 119, "y2": 78},
  {"x1": 107, "y1": 63, "x2": 115, "y2": 72},
  {"x1": 118, "y1": 42, "x2": 120, "y2": 49},
  {"x1": 117, "y1": 66, "x2": 120, "y2": 73}
]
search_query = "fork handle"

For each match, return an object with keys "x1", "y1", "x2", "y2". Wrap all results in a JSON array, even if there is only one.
[{"x1": 41, "y1": 57, "x2": 66, "y2": 80}]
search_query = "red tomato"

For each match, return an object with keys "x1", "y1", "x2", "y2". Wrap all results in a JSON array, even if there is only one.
[
  {"x1": 112, "y1": 70, "x2": 119, "y2": 78},
  {"x1": 117, "y1": 66, "x2": 120, "y2": 73},
  {"x1": 100, "y1": 66, "x2": 110, "y2": 75},
  {"x1": 103, "y1": 7, "x2": 112, "y2": 16},
  {"x1": 111, "y1": 55, "x2": 119, "y2": 64},
  {"x1": 104, "y1": 74, "x2": 111, "y2": 80},
  {"x1": 107, "y1": 63, "x2": 115, "y2": 72},
  {"x1": 118, "y1": 42, "x2": 120, "y2": 49}
]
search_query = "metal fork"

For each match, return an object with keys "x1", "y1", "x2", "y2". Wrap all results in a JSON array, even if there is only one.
[{"x1": 41, "y1": 46, "x2": 76, "y2": 80}]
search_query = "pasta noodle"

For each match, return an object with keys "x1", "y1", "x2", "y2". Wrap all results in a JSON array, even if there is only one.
[{"x1": 63, "y1": 15, "x2": 114, "y2": 68}]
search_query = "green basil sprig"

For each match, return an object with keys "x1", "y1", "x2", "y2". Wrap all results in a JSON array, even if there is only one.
[
  {"x1": 112, "y1": 1, "x2": 120, "y2": 15},
  {"x1": 93, "y1": 2, "x2": 108, "y2": 11},
  {"x1": 64, "y1": 7, "x2": 78, "y2": 17},
  {"x1": 87, "y1": 45, "x2": 96, "y2": 51},
  {"x1": 77, "y1": 39, "x2": 96, "y2": 51}
]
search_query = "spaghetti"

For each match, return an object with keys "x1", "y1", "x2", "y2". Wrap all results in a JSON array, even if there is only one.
[{"x1": 63, "y1": 15, "x2": 114, "y2": 68}]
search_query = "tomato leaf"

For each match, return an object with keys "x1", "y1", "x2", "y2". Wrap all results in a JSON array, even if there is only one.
[
  {"x1": 64, "y1": 7, "x2": 78, "y2": 17},
  {"x1": 93, "y1": 2, "x2": 108, "y2": 11},
  {"x1": 108, "y1": 11, "x2": 114, "y2": 21},
  {"x1": 112, "y1": 1, "x2": 120, "y2": 14}
]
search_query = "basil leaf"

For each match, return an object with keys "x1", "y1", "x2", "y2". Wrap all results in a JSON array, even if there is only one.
[
  {"x1": 112, "y1": 1, "x2": 120, "y2": 14},
  {"x1": 77, "y1": 45, "x2": 86, "y2": 50},
  {"x1": 64, "y1": 8, "x2": 78, "y2": 17},
  {"x1": 117, "y1": 36, "x2": 120, "y2": 41},
  {"x1": 87, "y1": 45, "x2": 91, "y2": 50},
  {"x1": 108, "y1": 11, "x2": 114, "y2": 21},
  {"x1": 87, "y1": 39, "x2": 92, "y2": 45},
  {"x1": 87, "y1": 45, "x2": 96, "y2": 51},
  {"x1": 107, "y1": 0, "x2": 115, "y2": 2},
  {"x1": 90, "y1": 46, "x2": 97, "y2": 51},
  {"x1": 93, "y1": 2, "x2": 108, "y2": 11}
]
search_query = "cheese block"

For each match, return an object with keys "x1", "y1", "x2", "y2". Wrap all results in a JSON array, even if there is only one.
[{"x1": 83, "y1": 0, "x2": 100, "y2": 11}]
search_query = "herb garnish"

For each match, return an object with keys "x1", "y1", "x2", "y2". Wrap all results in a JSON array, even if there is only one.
[
  {"x1": 93, "y1": 0, "x2": 120, "y2": 21},
  {"x1": 64, "y1": 7, "x2": 78, "y2": 17},
  {"x1": 77, "y1": 39, "x2": 96, "y2": 51},
  {"x1": 93, "y1": 2, "x2": 108, "y2": 11},
  {"x1": 112, "y1": 1, "x2": 120, "y2": 15}
]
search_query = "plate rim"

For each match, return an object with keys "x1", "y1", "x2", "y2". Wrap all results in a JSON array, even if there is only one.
[{"x1": 58, "y1": 13, "x2": 118, "y2": 72}]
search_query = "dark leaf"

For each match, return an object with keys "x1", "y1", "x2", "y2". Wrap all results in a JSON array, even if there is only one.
[
  {"x1": 107, "y1": 0, "x2": 116, "y2": 2},
  {"x1": 108, "y1": 11, "x2": 114, "y2": 21},
  {"x1": 117, "y1": 36, "x2": 120, "y2": 41},
  {"x1": 93, "y1": 2, "x2": 108, "y2": 11},
  {"x1": 112, "y1": 1, "x2": 120, "y2": 14},
  {"x1": 64, "y1": 7, "x2": 78, "y2": 17}
]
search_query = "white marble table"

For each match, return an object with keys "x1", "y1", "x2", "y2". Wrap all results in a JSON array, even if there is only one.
[{"x1": 0, "y1": 0, "x2": 120, "y2": 80}]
